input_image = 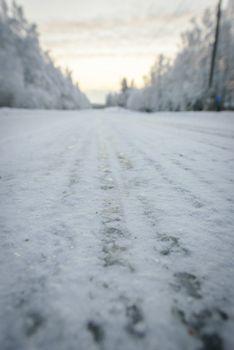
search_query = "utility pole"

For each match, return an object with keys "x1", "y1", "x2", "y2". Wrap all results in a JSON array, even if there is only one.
[{"x1": 208, "y1": 0, "x2": 222, "y2": 90}]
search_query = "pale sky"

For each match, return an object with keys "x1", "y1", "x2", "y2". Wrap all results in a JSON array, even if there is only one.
[{"x1": 19, "y1": 0, "x2": 223, "y2": 102}]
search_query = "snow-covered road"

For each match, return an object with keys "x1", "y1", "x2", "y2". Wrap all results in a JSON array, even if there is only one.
[{"x1": 0, "y1": 108, "x2": 234, "y2": 350}]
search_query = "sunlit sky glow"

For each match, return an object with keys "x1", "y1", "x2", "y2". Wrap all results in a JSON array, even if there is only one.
[{"x1": 19, "y1": 0, "x2": 223, "y2": 102}]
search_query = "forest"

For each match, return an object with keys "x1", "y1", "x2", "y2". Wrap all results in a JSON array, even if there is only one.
[
  {"x1": 106, "y1": 1, "x2": 234, "y2": 112},
  {"x1": 0, "y1": 1, "x2": 90, "y2": 109}
]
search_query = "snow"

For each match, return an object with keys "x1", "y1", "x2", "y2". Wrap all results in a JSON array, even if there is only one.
[
  {"x1": 106, "y1": 1, "x2": 234, "y2": 112},
  {"x1": 0, "y1": 108, "x2": 234, "y2": 350},
  {"x1": 0, "y1": 2, "x2": 90, "y2": 109}
]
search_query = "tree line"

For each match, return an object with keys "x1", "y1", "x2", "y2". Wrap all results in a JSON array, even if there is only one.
[
  {"x1": 106, "y1": 1, "x2": 234, "y2": 112},
  {"x1": 0, "y1": 0, "x2": 90, "y2": 109}
]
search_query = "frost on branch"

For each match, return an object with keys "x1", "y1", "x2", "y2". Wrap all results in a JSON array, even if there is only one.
[{"x1": 0, "y1": 0, "x2": 90, "y2": 109}]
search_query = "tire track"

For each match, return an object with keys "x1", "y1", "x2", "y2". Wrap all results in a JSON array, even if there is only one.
[
  {"x1": 102, "y1": 122, "x2": 231, "y2": 350},
  {"x1": 108, "y1": 123, "x2": 208, "y2": 211}
]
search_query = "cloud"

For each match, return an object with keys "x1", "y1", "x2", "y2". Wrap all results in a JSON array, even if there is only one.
[
  {"x1": 40, "y1": 12, "x2": 192, "y2": 36},
  {"x1": 39, "y1": 12, "x2": 192, "y2": 60},
  {"x1": 34, "y1": 1, "x2": 218, "y2": 91}
]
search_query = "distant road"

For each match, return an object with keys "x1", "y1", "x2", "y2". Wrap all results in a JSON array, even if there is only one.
[
  {"x1": 91, "y1": 103, "x2": 106, "y2": 109},
  {"x1": 0, "y1": 108, "x2": 234, "y2": 350}
]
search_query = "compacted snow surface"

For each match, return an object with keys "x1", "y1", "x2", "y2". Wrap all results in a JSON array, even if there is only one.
[{"x1": 0, "y1": 108, "x2": 234, "y2": 350}]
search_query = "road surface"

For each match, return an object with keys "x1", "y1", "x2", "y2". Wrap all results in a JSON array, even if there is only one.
[{"x1": 0, "y1": 108, "x2": 234, "y2": 350}]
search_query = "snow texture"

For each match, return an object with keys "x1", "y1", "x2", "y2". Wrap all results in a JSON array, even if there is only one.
[{"x1": 0, "y1": 108, "x2": 234, "y2": 350}]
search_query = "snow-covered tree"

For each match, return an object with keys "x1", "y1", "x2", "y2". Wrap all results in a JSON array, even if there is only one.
[
  {"x1": 106, "y1": 77, "x2": 133, "y2": 108},
  {"x1": 107, "y1": 1, "x2": 234, "y2": 111},
  {"x1": 0, "y1": 0, "x2": 90, "y2": 109}
]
